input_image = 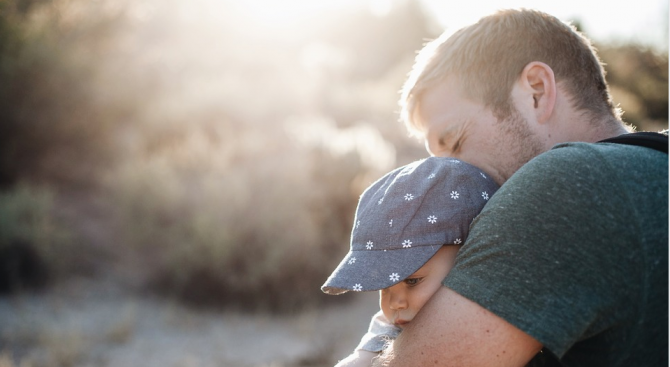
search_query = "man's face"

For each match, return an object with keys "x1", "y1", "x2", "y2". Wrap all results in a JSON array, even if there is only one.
[
  {"x1": 379, "y1": 246, "x2": 459, "y2": 328},
  {"x1": 414, "y1": 78, "x2": 545, "y2": 185}
]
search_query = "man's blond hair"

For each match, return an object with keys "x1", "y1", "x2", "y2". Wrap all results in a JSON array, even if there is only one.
[{"x1": 400, "y1": 9, "x2": 621, "y2": 137}]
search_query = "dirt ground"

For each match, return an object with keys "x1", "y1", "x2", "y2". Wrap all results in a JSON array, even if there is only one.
[{"x1": 0, "y1": 276, "x2": 380, "y2": 367}]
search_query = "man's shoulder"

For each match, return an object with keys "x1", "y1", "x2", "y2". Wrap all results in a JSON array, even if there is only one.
[
  {"x1": 489, "y1": 140, "x2": 667, "y2": 214},
  {"x1": 538, "y1": 139, "x2": 665, "y2": 163},
  {"x1": 551, "y1": 139, "x2": 667, "y2": 159},
  {"x1": 507, "y1": 140, "x2": 666, "y2": 185}
]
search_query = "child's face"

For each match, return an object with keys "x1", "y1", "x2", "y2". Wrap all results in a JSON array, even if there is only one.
[{"x1": 379, "y1": 246, "x2": 459, "y2": 328}]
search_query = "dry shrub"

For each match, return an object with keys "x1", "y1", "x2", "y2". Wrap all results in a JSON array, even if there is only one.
[
  {"x1": 108, "y1": 118, "x2": 395, "y2": 312},
  {"x1": 0, "y1": 0, "x2": 130, "y2": 189},
  {"x1": 0, "y1": 184, "x2": 73, "y2": 292}
]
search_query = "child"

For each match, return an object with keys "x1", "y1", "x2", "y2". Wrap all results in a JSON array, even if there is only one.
[{"x1": 321, "y1": 157, "x2": 499, "y2": 367}]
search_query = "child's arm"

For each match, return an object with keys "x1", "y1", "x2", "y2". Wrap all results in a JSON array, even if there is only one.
[{"x1": 334, "y1": 311, "x2": 401, "y2": 367}]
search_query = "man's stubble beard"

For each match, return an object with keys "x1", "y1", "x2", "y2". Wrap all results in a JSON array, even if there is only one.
[{"x1": 495, "y1": 108, "x2": 546, "y2": 183}]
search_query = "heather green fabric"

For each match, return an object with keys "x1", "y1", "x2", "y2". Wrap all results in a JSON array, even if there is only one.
[{"x1": 444, "y1": 141, "x2": 668, "y2": 367}]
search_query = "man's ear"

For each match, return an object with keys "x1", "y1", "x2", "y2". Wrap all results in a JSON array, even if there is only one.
[{"x1": 519, "y1": 61, "x2": 556, "y2": 124}]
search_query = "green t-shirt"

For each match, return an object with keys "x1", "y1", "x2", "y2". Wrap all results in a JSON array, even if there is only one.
[{"x1": 444, "y1": 141, "x2": 668, "y2": 366}]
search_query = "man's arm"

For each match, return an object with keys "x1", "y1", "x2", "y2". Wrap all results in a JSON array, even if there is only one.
[{"x1": 372, "y1": 287, "x2": 542, "y2": 367}]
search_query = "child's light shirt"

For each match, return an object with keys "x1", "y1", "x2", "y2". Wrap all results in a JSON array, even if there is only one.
[{"x1": 355, "y1": 311, "x2": 402, "y2": 352}]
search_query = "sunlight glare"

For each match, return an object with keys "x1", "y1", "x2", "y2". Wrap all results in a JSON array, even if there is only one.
[
  {"x1": 235, "y1": 0, "x2": 360, "y2": 27},
  {"x1": 421, "y1": 0, "x2": 668, "y2": 50},
  {"x1": 369, "y1": 0, "x2": 393, "y2": 17},
  {"x1": 285, "y1": 116, "x2": 396, "y2": 174}
]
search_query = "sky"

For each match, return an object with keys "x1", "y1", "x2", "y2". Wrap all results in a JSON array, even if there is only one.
[
  {"x1": 236, "y1": 0, "x2": 669, "y2": 51},
  {"x1": 420, "y1": 0, "x2": 669, "y2": 50}
]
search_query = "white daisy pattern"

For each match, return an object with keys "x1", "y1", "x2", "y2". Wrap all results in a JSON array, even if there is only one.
[
  {"x1": 389, "y1": 273, "x2": 400, "y2": 282},
  {"x1": 427, "y1": 215, "x2": 437, "y2": 224},
  {"x1": 356, "y1": 220, "x2": 360, "y2": 228},
  {"x1": 348, "y1": 257, "x2": 356, "y2": 265},
  {"x1": 353, "y1": 284, "x2": 363, "y2": 292},
  {"x1": 404, "y1": 193, "x2": 414, "y2": 201},
  {"x1": 450, "y1": 191, "x2": 459, "y2": 199},
  {"x1": 389, "y1": 219, "x2": 393, "y2": 227},
  {"x1": 428, "y1": 173, "x2": 436, "y2": 179},
  {"x1": 378, "y1": 198, "x2": 384, "y2": 205},
  {"x1": 402, "y1": 240, "x2": 412, "y2": 248},
  {"x1": 482, "y1": 191, "x2": 489, "y2": 200},
  {"x1": 454, "y1": 238, "x2": 462, "y2": 245},
  {"x1": 366, "y1": 241, "x2": 374, "y2": 250}
]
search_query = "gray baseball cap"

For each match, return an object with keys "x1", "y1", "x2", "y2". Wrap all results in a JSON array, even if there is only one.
[{"x1": 321, "y1": 157, "x2": 499, "y2": 295}]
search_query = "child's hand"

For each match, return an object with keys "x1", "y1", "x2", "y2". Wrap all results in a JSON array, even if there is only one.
[{"x1": 334, "y1": 350, "x2": 378, "y2": 367}]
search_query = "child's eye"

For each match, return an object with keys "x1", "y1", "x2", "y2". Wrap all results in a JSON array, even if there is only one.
[{"x1": 404, "y1": 277, "x2": 423, "y2": 286}]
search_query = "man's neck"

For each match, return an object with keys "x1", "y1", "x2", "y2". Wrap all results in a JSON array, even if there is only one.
[
  {"x1": 559, "y1": 116, "x2": 630, "y2": 145},
  {"x1": 583, "y1": 119, "x2": 631, "y2": 143}
]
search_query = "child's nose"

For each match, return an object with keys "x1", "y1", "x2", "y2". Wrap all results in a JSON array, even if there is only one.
[{"x1": 389, "y1": 289, "x2": 408, "y2": 310}]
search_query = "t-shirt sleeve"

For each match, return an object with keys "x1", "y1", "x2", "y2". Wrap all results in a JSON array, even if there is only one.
[{"x1": 443, "y1": 143, "x2": 643, "y2": 357}]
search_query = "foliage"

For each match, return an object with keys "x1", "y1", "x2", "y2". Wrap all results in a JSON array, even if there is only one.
[
  {"x1": 0, "y1": 184, "x2": 72, "y2": 291},
  {"x1": 87, "y1": 0, "x2": 427, "y2": 311},
  {"x1": 0, "y1": 0, "x2": 138, "y2": 188},
  {"x1": 107, "y1": 120, "x2": 391, "y2": 312},
  {"x1": 599, "y1": 44, "x2": 669, "y2": 131}
]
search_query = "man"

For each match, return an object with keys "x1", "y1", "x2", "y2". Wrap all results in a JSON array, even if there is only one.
[{"x1": 370, "y1": 9, "x2": 668, "y2": 367}]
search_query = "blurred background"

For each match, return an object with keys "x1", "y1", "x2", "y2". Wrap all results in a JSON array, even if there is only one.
[{"x1": 0, "y1": 0, "x2": 667, "y2": 366}]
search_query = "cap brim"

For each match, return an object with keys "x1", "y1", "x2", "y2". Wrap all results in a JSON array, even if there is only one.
[{"x1": 321, "y1": 244, "x2": 442, "y2": 295}]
